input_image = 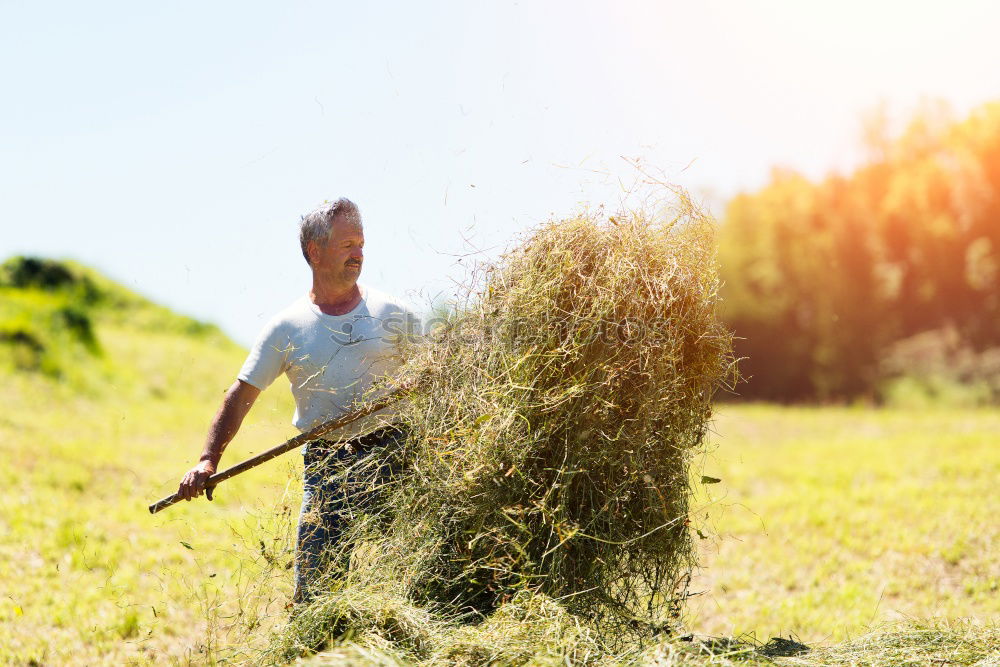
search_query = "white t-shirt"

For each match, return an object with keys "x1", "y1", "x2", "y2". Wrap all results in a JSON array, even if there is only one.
[{"x1": 238, "y1": 284, "x2": 422, "y2": 437}]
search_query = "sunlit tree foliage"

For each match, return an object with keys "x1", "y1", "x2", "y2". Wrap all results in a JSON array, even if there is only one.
[{"x1": 720, "y1": 102, "x2": 1000, "y2": 401}]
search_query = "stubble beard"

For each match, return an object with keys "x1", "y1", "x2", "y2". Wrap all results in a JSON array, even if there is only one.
[{"x1": 341, "y1": 261, "x2": 362, "y2": 284}]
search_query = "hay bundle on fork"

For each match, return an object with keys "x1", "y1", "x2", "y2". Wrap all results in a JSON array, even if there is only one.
[{"x1": 277, "y1": 191, "x2": 736, "y2": 659}]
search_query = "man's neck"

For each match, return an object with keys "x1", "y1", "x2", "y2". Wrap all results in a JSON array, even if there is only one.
[{"x1": 310, "y1": 278, "x2": 362, "y2": 316}]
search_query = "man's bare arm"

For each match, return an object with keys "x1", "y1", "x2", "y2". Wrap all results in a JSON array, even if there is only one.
[{"x1": 177, "y1": 379, "x2": 261, "y2": 501}]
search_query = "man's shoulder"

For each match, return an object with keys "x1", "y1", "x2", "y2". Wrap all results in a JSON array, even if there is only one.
[
  {"x1": 256, "y1": 296, "x2": 316, "y2": 335},
  {"x1": 361, "y1": 284, "x2": 420, "y2": 317}
]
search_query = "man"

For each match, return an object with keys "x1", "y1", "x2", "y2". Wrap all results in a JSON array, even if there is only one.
[{"x1": 176, "y1": 198, "x2": 421, "y2": 601}]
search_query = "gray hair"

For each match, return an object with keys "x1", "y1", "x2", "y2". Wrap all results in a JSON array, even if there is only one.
[{"x1": 299, "y1": 198, "x2": 362, "y2": 265}]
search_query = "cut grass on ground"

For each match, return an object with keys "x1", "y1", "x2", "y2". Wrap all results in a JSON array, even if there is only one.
[
  {"x1": 1, "y1": 321, "x2": 997, "y2": 663},
  {"x1": 688, "y1": 403, "x2": 1000, "y2": 644}
]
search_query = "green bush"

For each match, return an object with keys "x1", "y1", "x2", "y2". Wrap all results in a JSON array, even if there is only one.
[
  {"x1": 0, "y1": 255, "x2": 225, "y2": 378},
  {"x1": 0, "y1": 288, "x2": 99, "y2": 376}
]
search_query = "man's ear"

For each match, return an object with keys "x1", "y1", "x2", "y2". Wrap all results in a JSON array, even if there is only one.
[{"x1": 305, "y1": 240, "x2": 316, "y2": 267}]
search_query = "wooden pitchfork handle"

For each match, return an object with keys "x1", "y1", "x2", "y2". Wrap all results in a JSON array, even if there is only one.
[{"x1": 148, "y1": 385, "x2": 412, "y2": 514}]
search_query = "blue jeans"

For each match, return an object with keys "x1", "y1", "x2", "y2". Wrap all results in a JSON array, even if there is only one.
[{"x1": 294, "y1": 425, "x2": 406, "y2": 602}]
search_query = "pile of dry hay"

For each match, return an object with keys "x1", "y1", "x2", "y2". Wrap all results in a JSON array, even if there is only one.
[{"x1": 267, "y1": 193, "x2": 737, "y2": 663}]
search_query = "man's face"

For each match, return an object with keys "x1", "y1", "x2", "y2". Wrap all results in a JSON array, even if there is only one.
[{"x1": 308, "y1": 214, "x2": 364, "y2": 283}]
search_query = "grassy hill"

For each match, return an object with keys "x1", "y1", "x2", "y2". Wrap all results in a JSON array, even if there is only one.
[
  {"x1": 0, "y1": 257, "x2": 300, "y2": 664},
  {"x1": 0, "y1": 257, "x2": 997, "y2": 665}
]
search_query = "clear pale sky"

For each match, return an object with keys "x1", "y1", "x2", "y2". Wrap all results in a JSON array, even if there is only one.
[{"x1": 3, "y1": 1, "x2": 998, "y2": 346}]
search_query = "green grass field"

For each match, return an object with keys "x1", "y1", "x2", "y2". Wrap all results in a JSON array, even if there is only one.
[
  {"x1": 0, "y1": 323, "x2": 302, "y2": 665},
  {"x1": 689, "y1": 404, "x2": 1000, "y2": 645},
  {"x1": 1, "y1": 268, "x2": 998, "y2": 664}
]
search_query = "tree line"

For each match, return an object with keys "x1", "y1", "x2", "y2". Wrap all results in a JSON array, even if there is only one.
[{"x1": 718, "y1": 102, "x2": 1000, "y2": 401}]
